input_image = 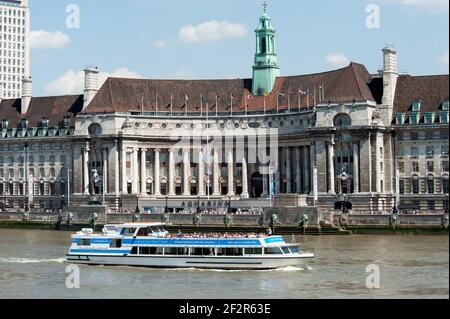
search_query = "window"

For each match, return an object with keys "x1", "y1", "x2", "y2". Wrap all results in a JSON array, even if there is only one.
[
  {"x1": 427, "y1": 200, "x2": 435, "y2": 211},
  {"x1": 409, "y1": 113, "x2": 420, "y2": 124},
  {"x1": 412, "y1": 101, "x2": 422, "y2": 112},
  {"x1": 425, "y1": 132, "x2": 434, "y2": 140},
  {"x1": 442, "y1": 100, "x2": 449, "y2": 111},
  {"x1": 380, "y1": 162, "x2": 384, "y2": 172},
  {"x1": 442, "y1": 146, "x2": 449, "y2": 156},
  {"x1": 411, "y1": 132, "x2": 418, "y2": 141},
  {"x1": 396, "y1": 113, "x2": 405, "y2": 125},
  {"x1": 424, "y1": 113, "x2": 435, "y2": 124},
  {"x1": 441, "y1": 131, "x2": 449, "y2": 140},
  {"x1": 412, "y1": 180, "x2": 420, "y2": 194},
  {"x1": 440, "y1": 112, "x2": 449, "y2": 124},
  {"x1": 442, "y1": 179, "x2": 449, "y2": 194},
  {"x1": 49, "y1": 155, "x2": 55, "y2": 166},
  {"x1": 443, "y1": 200, "x2": 449, "y2": 212},
  {"x1": 427, "y1": 179, "x2": 434, "y2": 194},
  {"x1": 264, "y1": 247, "x2": 283, "y2": 255},
  {"x1": 412, "y1": 162, "x2": 419, "y2": 172},
  {"x1": 398, "y1": 162, "x2": 405, "y2": 173},
  {"x1": 443, "y1": 161, "x2": 449, "y2": 172},
  {"x1": 333, "y1": 114, "x2": 352, "y2": 127},
  {"x1": 427, "y1": 161, "x2": 434, "y2": 172},
  {"x1": 426, "y1": 146, "x2": 435, "y2": 156},
  {"x1": 398, "y1": 147, "x2": 405, "y2": 157},
  {"x1": 399, "y1": 180, "x2": 405, "y2": 194},
  {"x1": 411, "y1": 147, "x2": 419, "y2": 156},
  {"x1": 244, "y1": 248, "x2": 263, "y2": 255},
  {"x1": 396, "y1": 133, "x2": 404, "y2": 141}
]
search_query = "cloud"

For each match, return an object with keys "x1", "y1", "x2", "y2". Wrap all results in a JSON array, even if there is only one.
[
  {"x1": 165, "y1": 69, "x2": 196, "y2": 79},
  {"x1": 29, "y1": 30, "x2": 70, "y2": 49},
  {"x1": 325, "y1": 52, "x2": 350, "y2": 68},
  {"x1": 44, "y1": 67, "x2": 142, "y2": 95},
  {"x1": 153, "y1": 40, "x2": 169, "y2": 49},
  {"x1": 380, "y1": 0, "x2": 449, "y2": 12},
  {"x1": 179, "y1": 20, "x2": 247, "y2": 43},
  {"x1": 438, "y1": 51, "x2": 449, "y2": 65}
]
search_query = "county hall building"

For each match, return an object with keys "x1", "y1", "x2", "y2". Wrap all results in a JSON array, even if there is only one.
[{"x1": 0, "y1": 9, "x2": 448, "y2": 214}]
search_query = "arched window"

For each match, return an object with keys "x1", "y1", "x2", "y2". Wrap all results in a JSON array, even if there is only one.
[
  {"x1": 334, "y1": 114, "x2": 352, "y2": 127},
  {"x1": 88, "y1": 123, "x2": 102, "y2": 136},
  {"x1": 261, "y1": 37, "x2": 266, "y2": 54}
]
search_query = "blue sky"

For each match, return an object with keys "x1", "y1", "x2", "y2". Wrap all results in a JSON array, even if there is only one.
[{"x1": 29, "y1": 0, "x2": 449, "y2": 97}]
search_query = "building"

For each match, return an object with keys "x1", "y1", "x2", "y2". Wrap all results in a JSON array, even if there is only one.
[
  {"x1": 0, "y1": 8, "x2": 448, "y2": 214},
  {"x1": 0, "y1": 0, "x2": 29, "y2": 99}
]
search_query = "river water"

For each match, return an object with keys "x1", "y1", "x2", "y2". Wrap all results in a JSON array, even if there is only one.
[{"x1": 0, "y1": 229, "x2": 448, "y2": 299}]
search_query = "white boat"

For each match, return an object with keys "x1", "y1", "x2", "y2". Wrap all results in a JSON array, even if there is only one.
[{"x1": 66, "y1": 223, "x2": 314, "y2": 270}]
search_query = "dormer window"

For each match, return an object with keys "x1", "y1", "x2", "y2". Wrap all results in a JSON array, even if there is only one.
[
  {"x1": 424, "y1": 112, "x2": 435, "y2": 124},
  {"x1": 21, "y1": 118, "x2": 29, "y2": 129},
  {"x1": 412, "y1": 100, "x2": 422, "y2": 112},
  {"x1": 440, "y1": 111, "x2": 449, "y2": 124},
  {"x1": 63, "y1": 117, "x2": 70, "y2": 127},
  {"x1": 1, "y1": 119, "x2": 8, "y2": 129},
  {"x1": 395, "y1": 113, "x2": 405, "y2": 125},
  {"x1": 41, "y1": 118, "x2": 49, "y2": 128},
  {"x1": 442, "y1": 100, "x2": 449, "y2": 111},
  {"x1": 409, "y1": 112, "x2": 420, "y2": 125}
]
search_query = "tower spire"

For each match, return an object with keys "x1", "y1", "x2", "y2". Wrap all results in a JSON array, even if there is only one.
[{"x1": 263, "y1": 1, "x2": 268, "y2": 13}]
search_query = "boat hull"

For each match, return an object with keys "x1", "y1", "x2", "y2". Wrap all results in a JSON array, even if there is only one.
[{"x1": 66, "y1": 254, "x2": 314, "y2": 270}]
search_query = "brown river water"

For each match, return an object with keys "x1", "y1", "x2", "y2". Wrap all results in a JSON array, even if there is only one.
[{"x1": 0, "y1": 229, "x2": 448, "y2": 299}]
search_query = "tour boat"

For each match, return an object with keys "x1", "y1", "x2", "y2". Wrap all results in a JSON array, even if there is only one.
[{"x1": 66, "y1": 223, "x2": 314, "y2": 270}]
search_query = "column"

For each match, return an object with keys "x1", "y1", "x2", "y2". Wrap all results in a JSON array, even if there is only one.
[
  {"x1": 241, "y1": 156, "x2": 249, "y2": 199},
  {"x1": 227, "y1": 149, "x2": 234, "y2": 196},
  {"x1": 114, "y1": 140, "x2": 120, "y2": 195},
  {"x1": 140, "y1": 149, "x2": 147, "y2": 195},
  {"x1": 213, "y1": 148, "x2": 220, "y2": 196},
  {"x1": 198, "y1": 148, "x2": 205, "y2": 196},
  {"x1": 285, "y1": 147, "x2": 292, "y2": 193},
  {"x1": 327, "y1": 141, "x2": 335, "y2": 194},
  {"x1": 133, "y1": 148, "x2": 139, "y2": 194},
  {"x1": 275, "y1": 161, "x2": 281, "y2": 194},
  {"x1": 154, "y1": 149, "x2": 161, "y2": 196},
  {"x1": 83, "y1": 145, "x2": 90, "y2": 195},
  {"x1": 303, "y1": 146, "x2": 310, "y2": 193},
  {"x1": 168, "y1": 148, "x2": 176, "y2": 196},
  {"x1": 353, "y1": 142, "x2": 359, "y2": 193},
  {"x1": 122, "y1": 147, "x2": 127, "y2": 194},
  {"x1": 295, "y1": 147, "x2": 302, "y2": 193},
  {"x1": 262, "y1": 173, "x2": 269, "y2": 197},
  {"x1": 102, "y1": 148, "x2": 108, "y2": 194},
  {"x1": 183, "y1": 149, "x2": 191, "y2": 196}
]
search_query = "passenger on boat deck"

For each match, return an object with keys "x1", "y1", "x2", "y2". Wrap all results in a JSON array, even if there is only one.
[{"x1": 167, "y1": 232, "x2": 264, "y2": 239}]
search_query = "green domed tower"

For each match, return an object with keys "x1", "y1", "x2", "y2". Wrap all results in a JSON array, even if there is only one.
[{"x1": 252, "y1": 4, "x2": 280, "y2": 96}]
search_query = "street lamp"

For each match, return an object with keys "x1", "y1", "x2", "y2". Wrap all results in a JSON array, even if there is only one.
[
  {"x1": 228, "y1": 195, "x2": 232, "y2": 214},
  {"x1": 197, "y1": 195, "x2": 201, "y2": 214},
  {"x1": 165, "y1": 195, "x2": 169, "y2": 213}
]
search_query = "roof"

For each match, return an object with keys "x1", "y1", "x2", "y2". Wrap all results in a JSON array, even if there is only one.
[
  {"x1": 0, "y1": 95, "x2": 83, "y2": 129},
  {"x1": 393, "y1": 75, "x2": 449, "y2": 116},
  {"x1": 83, "y1": 62, "x2": 378, "y2": 114}
]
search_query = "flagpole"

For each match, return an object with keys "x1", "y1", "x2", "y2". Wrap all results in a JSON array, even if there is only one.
[
  {"x1": 288, "y1": 93, "x2": 291, "y2": 112},
  {"x1": 215, "y1": 95, "x2": 218, "y2": 117},
  {"x1": 263, "y1": 95, "x2": 266, "y2": 114},
  {"x1": 298, "y1": 90, "x2": 301, "y2": 112},
  {"x1": 200, "y1": 94, "x2": 203, "y2": 117},
  {"x1": 231, "y1": 95, "x2": 233, "y2": 116},
  {"x1": 170, "y1": 95, "x2": 173, "y2": 116},
  {"x1": 155, "y1": 93, "x2": 158, "y2": 115}
]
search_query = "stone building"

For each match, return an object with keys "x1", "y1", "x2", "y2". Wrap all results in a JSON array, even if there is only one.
[{"x1": 0, "y1": 9, "x2": 448, "y2": 214}]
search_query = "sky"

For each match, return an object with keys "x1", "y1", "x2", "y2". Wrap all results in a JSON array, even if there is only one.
[{"x1": 28, "y1": 0, "x2": 449, "y2": 97}]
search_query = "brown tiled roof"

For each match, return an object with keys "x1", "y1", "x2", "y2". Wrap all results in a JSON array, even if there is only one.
[
  {"x1": 393, "y1": 75, "x2": 449, "y2": 117},
  {"x1": 0, "y1": 95, "x2": 83, "y2": 128},
  {"x1": 84, "y1": 62, "x2": 378, "y2": 114}
]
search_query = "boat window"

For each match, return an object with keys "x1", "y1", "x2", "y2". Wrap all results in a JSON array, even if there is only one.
[
  {"x1": 216, "y1": 248, "x2": 243, "y2": 256},
  {"x1": 136, "y1": 227, "x2": 150, "y2": 236},
  {"x1": 191, "y1": 248, "x2": 215, "y2": 256},
  {"x1": 289, "y1": 246, "x2": 300, "y2": 254},
  {"x1": 137, "y1": 247, "x2": 163, "y2": 255},
  {"x1": 121, "y1": 228, "x2": 136, "y2": 236},
  {"x1": 165, "y1": 247, "x2": 189, "y2": 255},
  {"x1": 77, "y1": 239, "x2": 91, "y2": 246},
  {"x1": 130, "y1": 247, "x2": 138, "y2": 255},
  {"x1": 264, "y1": 247, "x2": 283, "y2": 255},
  {"x1": 281, "y1": 247, "x2": 291, "y2": 254},
  {"x1": 244, "y1": 248, "x2": 263, "y2": 255},
  {"x1": 110, "y1": 239, "x2": 122, "y2": 248}
]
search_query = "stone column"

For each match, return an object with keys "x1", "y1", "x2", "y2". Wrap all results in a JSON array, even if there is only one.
[
  {"x1": 114, "y1": 140, "x2": 120, "y2": 195},
  {"x1": 327, "y1": 141, "x2": 335, "y2": 194},
  {"x1": 285, "y1": 147, "x2": 292, "y2": 193},
  {"x1": 183, "y1": 149, "x2": 190, "y2": 196},
  {"x1": 198, "y1": 148, "x2": 205, "y2": 196},
  {"x1": 140, "y1": 149, "x2": 147, "y2": 195},
  {"x1": 133, "y1": 148, "x2": 139, "y2": 194},
  {"x1": 83, "y1": 145, "x2": 90, "y2": 195},
  {"x1": 212, "y1": 148, "x2": 220, "y2": 196},
  {"x1": 353, "y1": 142, "x2": 359, "y2": 193},
  {"x1": 168, "y1": 148, "x2": 176, "y2": 196},
  {"x1": 102, "y1": 148, "x2": 108, "y2": 194},
  {"x1": 295, "y1": 147, "x2": 302, "y2": 193},
  {"x1": 241, "y1": 156, "x2": 249, "y2": 199},
  {"x1": 154, "y1": 149, "x2": 161, "y2": 196},
  {"x1": 275, "y1": 159, "x2": 281, "y2": 194},
  {"x1": 122, "y1": 147, "x2": 127, "y2": 194},
  {"x1": 227, "y1": 149, "x2": 234, "y2": 196},
  {"x1": 304, "y1": 146, "x2": 310, "y2": 193},
  {"x1": 262, "y1": 173, "x2": 269, "y2": 197}
]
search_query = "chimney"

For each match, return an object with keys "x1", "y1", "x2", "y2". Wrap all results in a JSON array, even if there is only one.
[
  {"x1": 379, "y1": 46, "x2": 399, "y2": 125},
  {"x1": 21, "y1": 76, "x2": 32, "y2": 115},
  {"x1": 83, "y1": 66, "x2": 100, "y2": 111}
]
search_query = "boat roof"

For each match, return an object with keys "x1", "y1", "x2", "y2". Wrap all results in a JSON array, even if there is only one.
[{"x1": 106, "y1": 223, "x2": 168, "y2": 228}]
